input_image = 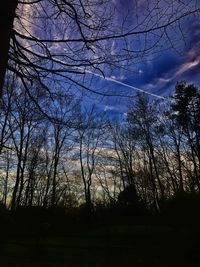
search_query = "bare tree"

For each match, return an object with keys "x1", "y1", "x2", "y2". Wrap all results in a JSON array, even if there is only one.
[
  {"x1": 42, "y1": 95, "x2": 77, "y2": 207},
  {"x1": 0, "y1": 75, "x2": 16, "y2": 154},
  {"x1": 8, "y1": 87, "x2": 40, "y2": 209},
  {"x1": 0, "y1": 148, "x2": 14, "y2": 206},
  {"x1": 76, "y1": 106, "x2": 106, "y2": 213},
  {"x1": 127, "y1": 94, "x2": 165, "y2": 210},
  {"x1": 23, "y1": 126, "x2": 47, "y2": 206}
]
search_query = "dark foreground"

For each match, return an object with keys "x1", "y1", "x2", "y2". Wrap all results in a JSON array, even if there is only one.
[{"x1": 1, "y1": 223, "x2": 200, "y2": 267}]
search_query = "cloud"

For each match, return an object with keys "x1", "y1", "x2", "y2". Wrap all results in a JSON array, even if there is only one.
[
  {"x1": 171, "y1": 41, "x2": 200, "y2": 80},
  {"x1": 175, "y1": 59, "x2": 200, "y2": 77},
  {"x1": 143, "y1": 38, "x2": 200, "y2": 93},
  {"x1": 104, "y1": 105, "x2": 115, "y2": 111}
]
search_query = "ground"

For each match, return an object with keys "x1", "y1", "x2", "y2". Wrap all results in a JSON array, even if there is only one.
[{"x1": 0, "y1": 223, "x2": 200, "y2": 267}]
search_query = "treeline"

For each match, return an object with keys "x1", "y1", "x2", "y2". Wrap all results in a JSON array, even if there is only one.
[{"x1": 1, "y1": 77, "x2": 200, "y2": 215}]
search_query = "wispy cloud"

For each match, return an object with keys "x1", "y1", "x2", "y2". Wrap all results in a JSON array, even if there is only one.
[
  {"x1": 144, "y1": 40, "x2": 200, "y2": 92},
  {"x1": 175, "y1": 59, "x2": 199, "y2": 76},
  {"x1": 104, "y1": 105, "x2": 115, "y2": 112}
]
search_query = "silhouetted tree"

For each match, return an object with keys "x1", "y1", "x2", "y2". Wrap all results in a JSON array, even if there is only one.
[
  {"x1": 76, "y1": 106, "x2": 106, "y2": 214},
  {"x1": 127, "y1": 93, "x2": 165, "y2": 210},
  {"x1": 9, "y1": 86, "x2": 41, "y2": 210},
  {"x1": 172, "y1": 82, "x2": 200, "y2": 191}
]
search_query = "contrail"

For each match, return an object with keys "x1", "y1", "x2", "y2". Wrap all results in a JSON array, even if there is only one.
[
  {"x1": 85, "y1": 70, "x2": 166, "y2": 100},
  {"x1": 24, "y1": 50, "x2": 165, "y2": 99}
]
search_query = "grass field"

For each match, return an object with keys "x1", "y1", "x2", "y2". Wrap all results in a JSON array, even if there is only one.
[{"x1": 1, "y1": 223, "x2": 200, "y2": 267}]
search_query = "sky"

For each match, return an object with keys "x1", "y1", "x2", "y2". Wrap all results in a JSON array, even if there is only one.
[
  {"x1": 81, "y1": 1, "x2": 199, "y2": 120},
  {"x1": 90, "y1": 0, "x2": 200, "y2": 118},
  {"x1": 15, "y1": 0, "x2": 200, "y2": 120}
]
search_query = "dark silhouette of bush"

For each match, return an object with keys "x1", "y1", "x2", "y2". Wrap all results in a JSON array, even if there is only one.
[
  {"x1": 161, "y1": 191, "x2": 200, "y2": 227},
  {"x1": 0, "y1": 202, "x2": 13, "y2": 230},
  {"x1": 118, "y1": 185, "x2": 139, "y2": 206},
  {"x1": 116, "y1": 185, "x2": 147, "y2": 218}
]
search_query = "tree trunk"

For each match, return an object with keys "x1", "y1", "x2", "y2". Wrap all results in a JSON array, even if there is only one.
[
  {"x1": 11, "y1": 159, "x2": 21, "y2": 210},
  {"x1": 0, "y1": 0, "x2": 18, "y2": 97}
]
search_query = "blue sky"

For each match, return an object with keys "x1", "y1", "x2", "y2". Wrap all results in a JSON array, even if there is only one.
[
  {"x1": 16, "y1": 0, "x2": 200, "y2": 119},
  {"x1": 83, "y1": 0, "x2": 200, "y2": 118},
  {"x1": 111, "y1": 1, "x2": 200, "y2": 96}
]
